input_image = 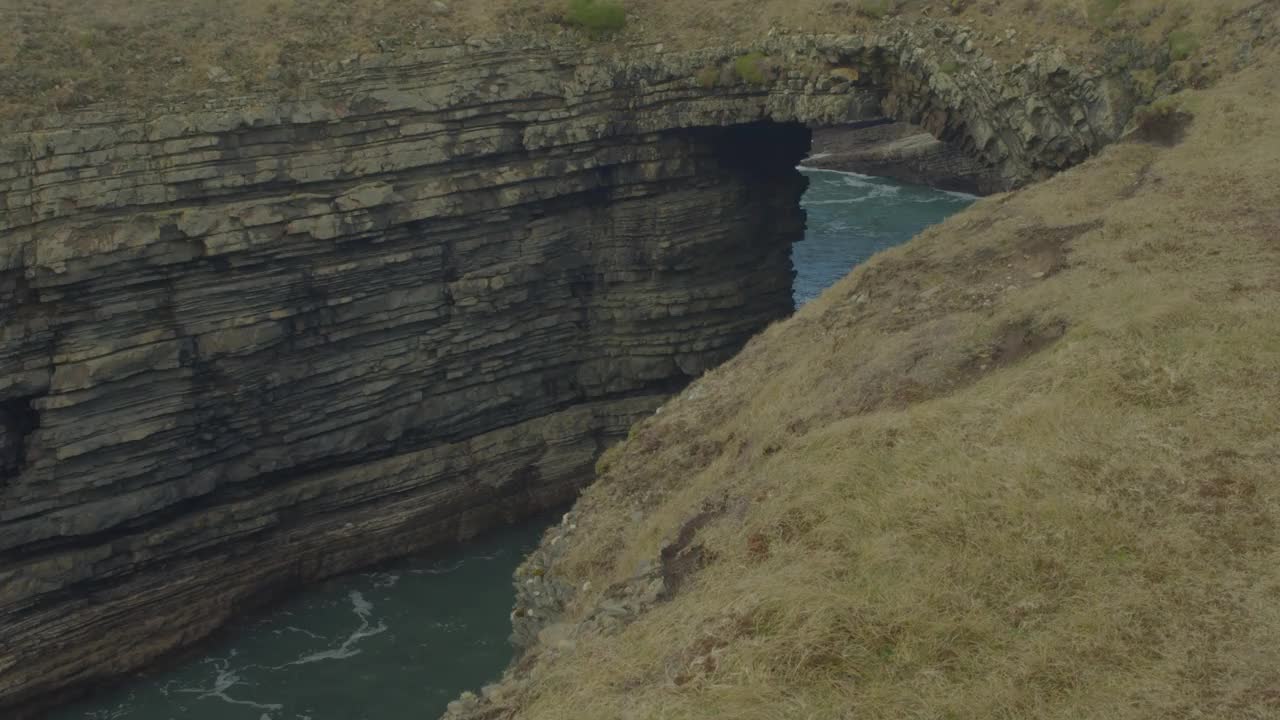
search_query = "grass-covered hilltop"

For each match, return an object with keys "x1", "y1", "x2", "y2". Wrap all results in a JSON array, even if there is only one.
[
  {"x1": 0, "y1": 0, "x2": 1268, "y2": 120},
  {"x1": 3, "y1": 0, "x2": 1279, "y2": 718}
]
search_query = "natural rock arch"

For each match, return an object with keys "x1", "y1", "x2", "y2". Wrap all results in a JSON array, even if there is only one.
[{"x1": 0, "y1": 27, "x2": 1129, "y2": 717}]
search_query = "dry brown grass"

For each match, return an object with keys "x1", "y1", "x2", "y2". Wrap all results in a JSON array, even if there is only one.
[
  {"x1": 0, "y1": 0, "x2": 1270, "y2": 121},
  {"x1": 486, "y1": 51, "x2": 1280, "y2": 719}
]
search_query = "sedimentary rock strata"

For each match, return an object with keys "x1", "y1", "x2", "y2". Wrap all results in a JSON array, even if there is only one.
[
  {"x1": 807, "y1": 122, "x2": 1004, "y2": 194},
  {"x1": 0, "y1": 25, "x2": 1128, "y2": 716}
]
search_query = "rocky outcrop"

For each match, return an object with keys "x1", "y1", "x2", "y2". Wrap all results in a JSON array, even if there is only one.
[
  {"x1": 806, "y1": 122, "x2": 1003, "y2": 194},
  {"x1": 0, "y1": 24, "x2": 1131, "y2": 716}
]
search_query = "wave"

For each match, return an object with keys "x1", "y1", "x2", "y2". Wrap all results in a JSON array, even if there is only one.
[
  {"x1": 802, "y1": 166, "x2": 980, "y2": 203},
  {"x1": 803, "y1": 183, "x2": 902, "y2": 206},
  {"x1": 799, "y1": 166, "x2": 880, "y2": 181},
  {"x1": 173, "y1": 657, "x2": 285, "y2": 712}
]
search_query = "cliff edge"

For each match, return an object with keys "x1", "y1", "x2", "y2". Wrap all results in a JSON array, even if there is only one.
[{"x1": 446, "y1": 15, "x2": 1280, "y2": 720}]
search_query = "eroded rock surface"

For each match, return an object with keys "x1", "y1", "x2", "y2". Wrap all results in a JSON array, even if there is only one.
[
  {"x1": 0, "y1": 27, "x2": 1129, "y2": 716},
  {"x1": 807, "y1": 122, "x2": 1004, "y2": 194}
]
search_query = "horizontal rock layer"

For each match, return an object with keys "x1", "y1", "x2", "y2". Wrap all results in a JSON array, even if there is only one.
[
  {"x1": 807, "y1": 121, "x2": 1004, "y2": 195},
  {"x1": 0, "y1": 26, "x2": 1129, "y2": 716}
]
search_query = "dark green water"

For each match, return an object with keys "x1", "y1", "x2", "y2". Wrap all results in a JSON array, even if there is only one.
[
  {"x1": 51, "y1": 171, "x2": 973, "y2": 720},
  {"x1": 49, "y1": 517, "x2": 556, "y2": 720}
]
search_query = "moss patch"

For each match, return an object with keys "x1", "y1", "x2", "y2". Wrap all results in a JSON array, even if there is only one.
[
  {"x1": 733, "y1": 53, "x2": 770, "y2": 85},
  {"x1": 1088, "y1": 0, "x2": 1126, "y2": 24},
  {"x1": 565, "y1": 0, "x2": 626, "y2": 37},
  {"x1": 856, "y1": 0, "x2": 896, "y2": 19},
  {"x1": 1168, "y1": 30, "x2": 1200, "y2": 61}
]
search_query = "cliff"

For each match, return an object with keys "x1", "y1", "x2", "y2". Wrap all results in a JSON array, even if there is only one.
[
  {"x1": 0, "y1": 23, "x2": 1132, "y2": 714},
  {"x1": 444, "y1": 35, "x2": 1280, "y2": 720}
]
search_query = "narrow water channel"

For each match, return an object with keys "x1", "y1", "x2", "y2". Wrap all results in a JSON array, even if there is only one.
[
  {"x1": 53, "y1": 170, "x2": 975, "y2": 720},
  {"x1": 49, "y1": 517, "x2": 557, "y2": 720}
]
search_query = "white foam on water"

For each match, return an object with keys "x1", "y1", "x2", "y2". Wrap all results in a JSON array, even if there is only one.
[
  {"x1": 802, "y1": 166, "x2": 879, "y2": 181},
  {"x1": 366, "y1": 571, "x2": 401, "y2": 588},
  {"x1": 844, "y1": 180, "x2": 901, "y2": 199},
  {"x1": 804, "y1": 198, "x2": 874, "y2": 206},
  {"x1": 802, "y1": 183, "x2": 901, "y2": 205},
  {"x1": 175, "y1": 658, "x2": 284, "y2": 712},
  {"x1": 802, "y1": 170, "x2": 904, "y2": 204},
  {"x1": 283, "y1": 626, "x2": 326, "y2": 640},
  {"x1": 275, "y1": 591, "x2": 388, "y2": 668},
  {"x1": 351, "y1": 590, "x2": 373, "y2": 616},
  {"x1": 804, "y1": 167, "x2": 976, "y2": 203},
  {"x1": 842, "y1": 174, "x2": 893, "y2": 190}
]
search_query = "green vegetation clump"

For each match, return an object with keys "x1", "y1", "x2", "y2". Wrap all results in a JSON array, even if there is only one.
[
  {"x1": 857, "y1": 0, "x2": 895, "y2": 19},
  {"x1": 734, "y1": 53, "x2": 770, "y2": 85},
  {"x1": 939, "y1": 60, "x2": 961, "y2": 75},
  {"x1": 1088, "y1": 0, "x2": 1125, "y2": 24},
  {"x1": 1168, "y1": 30, "x2": 1200, "y2": 61},
  {"x1": 565, "y1": 0, "x2": 626, "y2": 37}
]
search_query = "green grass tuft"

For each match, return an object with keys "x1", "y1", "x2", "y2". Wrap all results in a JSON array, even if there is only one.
[
  {"x1": 1087, "y1": 0, "x2": 1125, "y2": 24},
  {"x1": 856, "y1": 0, "x2": 895, "y2": 19},
  {"x1": 565, "y1": 0, "x2": 626, "y2": 37},
  {"x1": 1168, "y1": 30, "x2": 1200, "y2": 61},
  {"x1": 734, "y1": 53, "x2": 770, "y2": 85}
]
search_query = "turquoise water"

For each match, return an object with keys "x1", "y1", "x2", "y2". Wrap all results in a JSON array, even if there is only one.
[
  {"x1": 794, "y1": 168, "x2": 976, "y2": 305},
  {"x1": 50, "y1": 172, "x2": 973, "y2": 720},
  {"x1": 48, "y1": 517, "x2": 556, "y2": 720}
]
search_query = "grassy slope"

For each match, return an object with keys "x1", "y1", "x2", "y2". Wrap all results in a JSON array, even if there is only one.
[
  {"x1": 499, "y1": 55, "x2": 1280, "y2": 719},
  {"x1": 0, "y1": 0, "x2": 1265, "y2": 120}
]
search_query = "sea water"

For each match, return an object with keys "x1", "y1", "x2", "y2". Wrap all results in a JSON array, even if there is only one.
[
  {"x1": 793, "y1": 168, "x2": 975, "y2": 305},
  {"x1": 48, "y1": 518, "x2": 555, "y2": 720}
]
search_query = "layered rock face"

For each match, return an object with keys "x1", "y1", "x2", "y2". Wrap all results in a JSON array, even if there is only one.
[
  {"x1": 807, "y1": 122, "x2": 1005, "y2": 194},
  {"x1": 0, "y1": 28, "x2": 1128, "y2": 716}
]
